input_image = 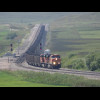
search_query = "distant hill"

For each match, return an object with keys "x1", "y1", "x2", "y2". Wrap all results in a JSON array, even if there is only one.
[
  {"x1": 48, "y1": 12, "x2": 100, "y2": 70},
  {"x1": 50, "y1": 12, "x2": 100, "y2": 29},
  {"x1": 48, "y1": 12, "x2": 100, "y2": 55},
  {"x1": 0, "y1": 12, "x2": 88, "y2": 24}
]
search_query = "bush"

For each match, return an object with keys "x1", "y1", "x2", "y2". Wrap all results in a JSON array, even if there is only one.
[
  {"x1": 6, "y1": 33, "x2": 17, "y2": 40},
  {"x1": 68, "y1": 54, "x2": 76, "y2": 59},
  {"x1": 86, "y1": 53, "x2": 95, "y2": 69},
  {"x1": 86, "y1": 53, "x2": 100, "y2": 71},
  {"x1": 90, "y1": 61, "x2": 98, "y2": 71},
  {"x1": 63, "y1": 52, "x2": 100, "y2": 71},
  {"x1": 72, "y1": 58, "x2": 86, "y2": 69}
]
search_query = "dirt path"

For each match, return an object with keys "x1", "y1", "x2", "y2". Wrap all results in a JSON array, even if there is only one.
[{"x1": 0, "y1": 57, "x2": 11, "y2": 70}]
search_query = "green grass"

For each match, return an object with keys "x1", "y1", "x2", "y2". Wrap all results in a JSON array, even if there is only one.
[
  {"x1": 1, "y1": 70, "x2": 100, "y2": 87},
  {"x1": 0, "y1": 71, "x2": 64, "y2": 87},
  {"x1": 79, "y1": 30, "x2": 100, "y2": 38}
]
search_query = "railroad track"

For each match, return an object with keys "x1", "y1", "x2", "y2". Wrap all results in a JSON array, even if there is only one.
[
  {"x1": 15, "y1": 61, "x2": 100, "y2": 80},
  {"x1": 62, "y1": 69, "x2": 99, "y2": 77}
]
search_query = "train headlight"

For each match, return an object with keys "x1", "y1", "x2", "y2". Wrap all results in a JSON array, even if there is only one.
[
  {"x1": 55, "y1": 58, "x2": 57, "y2": 60},
  {"x1": 53, "y1": 62, "x2": 56, "y2": 65}
]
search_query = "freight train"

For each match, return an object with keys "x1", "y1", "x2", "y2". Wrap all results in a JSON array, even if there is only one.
[{"x1": 26, "y1": 49, "x2": 61, "y2": 69}]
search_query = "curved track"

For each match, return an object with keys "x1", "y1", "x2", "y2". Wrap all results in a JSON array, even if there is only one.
[{"x1": 14, "y1": 61, "x2": 100, "y2": 80}]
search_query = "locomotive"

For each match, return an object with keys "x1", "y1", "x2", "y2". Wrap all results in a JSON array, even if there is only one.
[
  {"x1": 40, "y1": 53, "x2": 61, "y2": 69},
  {"x1": 26, "y1": 49, "x2": 61, "y2": 69}
]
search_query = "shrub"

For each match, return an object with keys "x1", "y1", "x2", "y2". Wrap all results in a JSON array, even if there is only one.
[
  {"x1": 68, "y1": 54, "x2": 76, "y2": 59},
  {"x1": 86, "y1": 53, "x2": 100, "y2": 71},
  {"x1": 86, "y1": 53, "x2": 95, "y2": 69},
  {"x1": 72, "y1": 58, "x2": 86, "y2": 69},
  {"x1": 90, "y1": 61, "x2": 98, "y2": 71},
  {"x1": 6, "y1": 33, "x2": 17, "y2": 40}
]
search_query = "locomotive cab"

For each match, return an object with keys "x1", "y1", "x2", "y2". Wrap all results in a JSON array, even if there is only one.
[
  {"x1": 40, "y1": 53, "x2": 61, "y2": 69},
  {"x1": 49, "y1": 54, "x2": 61, "y2": 69}
]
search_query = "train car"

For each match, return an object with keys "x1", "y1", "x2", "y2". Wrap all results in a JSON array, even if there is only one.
[
  {"x1": 26, "y1": 54, "x2": 40, "y2": 67},
  {"x1": 26, "y1": 54, "x2": 34, "y2": 65},
  {"x1": 34, "y1": 54, "x2": 40, "y2": 67}
]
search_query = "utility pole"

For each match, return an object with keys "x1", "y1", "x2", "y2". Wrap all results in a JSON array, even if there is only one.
[
  {"x1": 10, "y1": 43, "x2": 13, "y2": 62},
  {"x1": 8, "y1": 51, "x2": 9, "y2": 63},
  {"x1": 10, "y1": 44, "x2": 13, "y2": 52}
]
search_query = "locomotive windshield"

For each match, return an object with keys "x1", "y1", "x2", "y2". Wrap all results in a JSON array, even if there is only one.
[{"x1": 51, "y1": 55, "x2": 60, "y2": 58}]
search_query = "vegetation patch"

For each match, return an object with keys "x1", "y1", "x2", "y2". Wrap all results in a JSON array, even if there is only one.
[
  {"x1": 0, "y1": 70, "x2": 62, "y2": 87},
  {"x1": 0, "y1": 24, "x2": 30, "y2": 56},
  {"x1": 6, "y1": 32, "x2": 17, "y2": 40},
  {"x1": 45, "y1": 12, "x2": 100, "y2": 71},
  {"x1": 1, "y1": 70, "x2": 100, "y2": 87},
  {"x1": 85, "y1": 52, "x2": 100, "y2": 71}
]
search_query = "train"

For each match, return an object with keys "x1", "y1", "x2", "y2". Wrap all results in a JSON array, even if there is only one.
[{"x1": 26, "y1": 49, "x2": 61, "y2": 69}]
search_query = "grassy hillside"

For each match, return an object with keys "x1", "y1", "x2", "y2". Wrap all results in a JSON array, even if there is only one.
[
  {"x1": 0, "y1": 24, "x2": 30, "y2": 56},
  {"x1": 1, "y1": 70, "x2": 100, "y2": 87},
  {"x1": 0, "y1": 70, "x2": 63, "y2": 87},
  {"x1": 46, "y1": 12, "x2": 100, "y2": 70},
  {"x1": 0, "y1": 12, "x2": 81, "y2": 24},
  {"x1": 0, "y1": 12, "x2": 88, "y2": 56},
  {"x1": 49, "y1": 12, "x2": 100, "y2": 54},
  {"x1": 0, "y1": 12, "x2": 83, "y2": 55},
  {"x1": 50, "y1": 12, "x2": 100, "y2": 29}
]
